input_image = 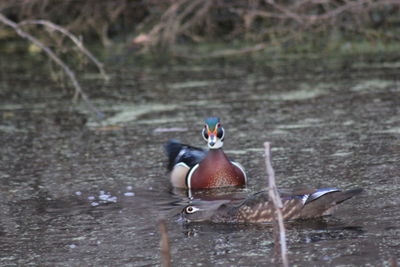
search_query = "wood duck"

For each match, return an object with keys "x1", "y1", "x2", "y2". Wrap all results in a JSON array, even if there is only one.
[
  {"x1": 181, "y1": 188, "x2": 363, "y2": 223},
  {"x1": 165, "y1": 117, "x2": 247, "y2": 189}
]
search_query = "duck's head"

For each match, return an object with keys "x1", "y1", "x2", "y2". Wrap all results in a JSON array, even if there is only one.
[
  {"x1": 202, "y1": 117, "x2": 224, "y2": 149},
  {"x1": 180, "y1": 200, "x2": 229, "y2": 223}
]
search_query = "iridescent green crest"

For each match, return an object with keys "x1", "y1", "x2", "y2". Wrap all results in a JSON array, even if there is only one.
[{"x1": 205, "y1": 117, "x2": 220, "y2": 131}]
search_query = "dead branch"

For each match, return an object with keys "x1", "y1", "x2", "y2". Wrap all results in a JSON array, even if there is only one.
[
  {"x1": 159, "y1": 219, "x2": 172, "y2": 267},
  {"x1": 179, "y1": 0, "x2": 212, "y2": 32},
  {"x1": 265, "y1": 0, "x2": 304, "y2": 24},
  {"x1": 135, "y1": 0, "x2": 214, "y2": 51},
  {"x1": 203, "y1": 43, "x2": 269, "y2": 58},
  {"x1": 135, "y1": 0, "x2": 400, "y2": 54},
  {"x1": 0, "y1": 13, "x2": 104, "y2": 119},
  {"x1": 3, "y1": 0, "x2": 400, "y2": 55},
  {"x1": 18, "y1": 19, "x2": 109, "y2": 81},
  {"x1": 231, "y1": 8, "x2": 293, "y2": 20},
  {"x1": 264, "y1": 142, "x2": 289, "y2": 267},
  {"x1": 147, "y1": 0, "x2": 183, "y2": 47}
]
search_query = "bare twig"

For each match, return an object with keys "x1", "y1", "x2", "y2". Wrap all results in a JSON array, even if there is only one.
[
  {"x1": 0, "y1": 13, "x2": 104, "y2": 119},
  {"x1": 264, "y1": 142, "x2": 289, "y2": 267},
  {"x1": 231, "y1": 8, "x2": 293, "y2": 20},
  {"x1": 175, "y1": 27, "x2": 300, "y2": 59},
  {"x1": 135, "y1": 0, "x2": 400, "y2": 54},
  {"x1": 265, "y1": 0, "x2": 304, "y2": 24},
  {"x1": 175, "y1": 42, "x2": 269, "y2": 59},
  {"x1": 159, "y1": 219, "x2": 172, "y2": 267},
  {"x1": 206, "y1": 43, "x2": 269, "y2": 58},
  {"x1": 19, "y1": 19, "x2": 109, "y2": 81},
  {"x1": 179, "y1": 0, "x2": 212, "y2": 32}
]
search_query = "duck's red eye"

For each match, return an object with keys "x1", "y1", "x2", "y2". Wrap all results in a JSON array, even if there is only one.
[
  {"x1": 186, "y1": 206, "x2": 194, "y2": 213},
  {"x1": 217, "y1": 123, "x2": 221, "y2": 128}
]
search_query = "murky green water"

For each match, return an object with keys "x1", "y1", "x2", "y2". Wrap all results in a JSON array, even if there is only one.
[{"x1": 0, "y1": 53, "x2": 399, "y2": 266}]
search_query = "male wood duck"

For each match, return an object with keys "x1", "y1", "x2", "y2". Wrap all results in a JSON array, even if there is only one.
[
  {"x1": 165, "y1": 117, "x2": 247, "y2": 189},
  {"x1": 181, "y1": 188, "x2": 363, "y2": 223}
]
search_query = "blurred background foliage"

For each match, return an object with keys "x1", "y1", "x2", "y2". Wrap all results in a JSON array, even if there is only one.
[{"x1": 0, "y1": 0, "x2": 399, "y2": 56}]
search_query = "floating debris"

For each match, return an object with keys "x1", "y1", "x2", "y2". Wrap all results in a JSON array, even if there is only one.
[
  {"x1": 95, "y1": 125, "x2": 124, "y2": 131},
  {"x1": 98, "y1": 191, "x2": 117, "y2": 203},
  {"x1": 87, "y1": 191, "x2": 119, "y2": 206}
]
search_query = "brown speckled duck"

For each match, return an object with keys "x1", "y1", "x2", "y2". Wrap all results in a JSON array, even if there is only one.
[
  {"x1": 165, "y1": 117, "x2": 247, "y2": 189},
  {"x1": 181, "y1": 188, "x2": 363, "y2": 223}
]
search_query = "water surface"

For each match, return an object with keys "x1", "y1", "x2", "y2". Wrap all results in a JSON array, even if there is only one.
[{"x1": 0, "y1": 53, "x2": 399, "y2": 266}]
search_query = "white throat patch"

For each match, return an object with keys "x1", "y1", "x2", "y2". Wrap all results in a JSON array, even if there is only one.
[{"x1": 208, "y1": 139, "x2": 223, "y2": 149}]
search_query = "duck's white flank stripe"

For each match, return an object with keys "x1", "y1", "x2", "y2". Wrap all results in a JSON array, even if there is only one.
[
  {"x1": 302, "y1": 194, "x2": 310, "y2": 204},
  {"x1": 176, "y1": 162, "x2": 189, "y2": 169},
  {"x1": 231, "y1": 161, "x2": 247, "y2": 183},
  {"x1": 186, "y1": 164, "x2": 199, "y2": 189}
]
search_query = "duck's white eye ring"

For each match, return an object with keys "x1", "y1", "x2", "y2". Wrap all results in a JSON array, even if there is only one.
[
  {"x1": 185, "y1": 206, "x2": 199, "y2": 214},
  {"x1": 202, "y1": 128, "x2": 208, "y2": 141}
]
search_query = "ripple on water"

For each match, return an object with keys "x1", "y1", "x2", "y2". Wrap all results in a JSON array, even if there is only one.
[
  {"x1": 375, "y1": 127, "x2": 400, "y2": 134},
  {"x1": 350, "y1": 79, "x2": 393, "y2": 92},
  {"x1": 331, "y1": 150, "x2": 353, "y2": 157},
  {"x1": 85, "y1": 103, "x2": 177, "y2": 128}
]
